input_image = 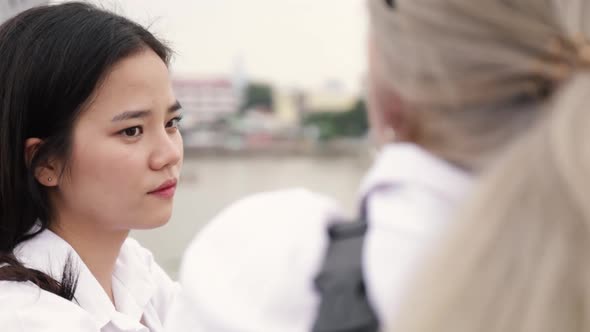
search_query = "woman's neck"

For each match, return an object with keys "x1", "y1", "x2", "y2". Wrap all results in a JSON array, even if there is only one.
[{"x1": 49, "y1": 216, "x2": 129, "y2": 305}]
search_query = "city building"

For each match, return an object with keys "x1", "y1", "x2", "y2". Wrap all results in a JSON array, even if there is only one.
[
  {"x1": 302, "y1": 88, "x2": 359, "y2": 114},
  {"x1": 273, "y1": 89, "x2": 301, "y2": 126},
  {"x1": 172, "y1": 78, "x2": 240, "y2": 129}
]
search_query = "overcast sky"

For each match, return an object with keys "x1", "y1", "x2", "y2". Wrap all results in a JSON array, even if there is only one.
[{"x1": 53, "y1": 0, "x2": 368, "y2": 92}]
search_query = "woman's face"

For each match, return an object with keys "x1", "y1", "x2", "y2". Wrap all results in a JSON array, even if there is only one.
[{"x1": 51, "y1": 49, "x2": 183, "y2": 232}]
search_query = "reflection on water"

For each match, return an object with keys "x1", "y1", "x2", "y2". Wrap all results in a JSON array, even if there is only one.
[{"x1": 132, "y1": 153, "x2": 369, "y2": 278}]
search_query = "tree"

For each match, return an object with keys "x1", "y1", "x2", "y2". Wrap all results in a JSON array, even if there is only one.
[
  {"x1": 303, "y1": 98, "x2": 368, "y2": 140},
  {"x1": 241, "y1": 82, "x2": 274, "y2": 112}
]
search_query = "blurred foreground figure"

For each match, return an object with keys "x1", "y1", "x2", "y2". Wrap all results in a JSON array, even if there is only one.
[{"x1": 167, "y1": 0, "x2": 580, "y2": 331}]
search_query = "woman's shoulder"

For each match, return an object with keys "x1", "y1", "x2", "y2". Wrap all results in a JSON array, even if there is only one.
[
  {"x1": 203, "y1": 187, "x2": 343, "y2": 232},
  {"x1": 0, "y1": 281, "x2": 99, "y2": 332},
  {"x1": 185, "y1": 187, "x2": 344, "y2": 270},
  {"x1": 171, "y1": 188, "x2": 345, "y2": 331},
  {"x1": 191, "y1": 188, "x2": 344, "y2": 254}
]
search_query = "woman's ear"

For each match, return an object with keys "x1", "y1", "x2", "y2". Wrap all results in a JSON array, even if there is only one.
[
  {"x1": 24, "y1": 138, "x2": 59, "y2": 187},
  {"x1": 367, "y1": 37, "x2": 417, "y2": 145}
]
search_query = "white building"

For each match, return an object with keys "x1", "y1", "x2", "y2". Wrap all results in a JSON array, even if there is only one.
[
  {"x1": 173, "y1": 78, "x2": 240, "y2": 128},
  {"x1": 0, "y1": 0, "x2": 48, "y2": 23},
  {"x1": 303, "y1": 88, "x2": 359, "y2": 114}
]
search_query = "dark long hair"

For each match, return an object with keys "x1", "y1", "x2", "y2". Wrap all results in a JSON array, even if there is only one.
[{"x1": 0, "y1": 2, "x2": 171, "y2": 300}]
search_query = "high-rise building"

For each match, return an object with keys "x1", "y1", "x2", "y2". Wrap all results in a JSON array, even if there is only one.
[{"x1": 0, "y1": 0, "x2": 48, "y2": 23}]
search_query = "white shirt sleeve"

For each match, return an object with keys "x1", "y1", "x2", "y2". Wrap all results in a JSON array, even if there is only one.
[
  {"x1": 0, "y1": 281, "x2": 100, "y2": 332},
  {"x1": 166, "y1": 188, "x2": 344, "y2": 332}
]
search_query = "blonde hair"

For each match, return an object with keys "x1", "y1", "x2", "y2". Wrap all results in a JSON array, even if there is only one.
[
  {"x1": 368, "y1": 0, "x2": 590, "y2": 170},
  {"x1": 366, "y1": 0, "x2": 590, "y2": 330},
  {"x1": 390, "y1": 74, "x2": 590, "y2": 332}
]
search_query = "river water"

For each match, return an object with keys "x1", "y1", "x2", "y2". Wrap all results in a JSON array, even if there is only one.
[{"x1": 132, "y1": 152, "x2": 370, "y2": 277}]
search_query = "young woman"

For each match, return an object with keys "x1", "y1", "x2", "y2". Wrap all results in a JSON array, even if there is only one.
[{"x1": 0, "y1": 3, "x2": 183, "y2": 331}]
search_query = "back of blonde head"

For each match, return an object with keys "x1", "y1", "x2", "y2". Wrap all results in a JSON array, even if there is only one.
[
  {"x1": 369, "y1": 0, "x2": 590, "y2": 169},
  {"x1": 390, "y1": 77, "x2": 590, "y2": 332},
  {"x1": 367, "y1": 0, "x2": 590, "y2": 331}
]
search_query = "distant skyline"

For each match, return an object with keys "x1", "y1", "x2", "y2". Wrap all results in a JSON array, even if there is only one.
[{"x1": 52, "y1": 0, "x2": 369, "y2": 92}]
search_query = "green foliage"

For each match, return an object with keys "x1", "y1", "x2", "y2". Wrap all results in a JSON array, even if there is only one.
[
  {"x1": 241, "y1": 82, "x2": 274, "y2": 112},
  {"x1": 303, "y1": 99, "x2": 368, "y2": 140}
]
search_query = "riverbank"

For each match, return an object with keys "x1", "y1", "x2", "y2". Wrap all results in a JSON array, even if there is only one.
[{"x1": 183, "y1": 138, "x2": 372, "y2": 159}]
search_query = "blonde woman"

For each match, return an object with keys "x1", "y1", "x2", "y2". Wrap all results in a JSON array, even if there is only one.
[
  {"x1": 167, "y1": 0, "x2": 570, "y2": 331},
  {"x1": 366, "y1": 0, "x2": 590, "y2": 331},
  {"x1": 392, "y1": 78, "x2": 590, "y2": 332}
]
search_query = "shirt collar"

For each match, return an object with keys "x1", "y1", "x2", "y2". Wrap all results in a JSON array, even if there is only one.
[
  {"x1": 113, "y1": 240, "x2": 156, "y2": 321},
  {"x1": 13, "y1": 228, "x2": 155, "y2": 330},
  {"x1": 360, "y1": 143, "x2": 473, "y2": 204}
]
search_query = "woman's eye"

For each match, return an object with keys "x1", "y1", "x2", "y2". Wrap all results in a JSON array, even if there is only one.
[
  {"x1": 121, "y1": 126, "x2": 143, "y2": 137},
  {"x1": 166, "y1": 116, "x2": 183, "y2": 129}
]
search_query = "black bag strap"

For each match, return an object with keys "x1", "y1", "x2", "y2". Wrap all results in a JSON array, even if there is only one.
[
  {"x1": 312, "y1": 183, "x2": 396, "y2": 332},
  {"x1": 311, "y1": 220, "x2": 378, "y2": 332},
  {"x1": 359, "y1": 183, "x2": 397, "y2": 222}
]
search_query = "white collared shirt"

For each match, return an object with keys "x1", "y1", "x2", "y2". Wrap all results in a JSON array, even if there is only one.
[
  {"x1": 0, "y1": 229, "x2": 179, "y2": 332},
  {"x1": 360, "y1": 143, "x2": 471, "y2": 329},
  {"x1": 166, "y1": 143, "x2": 472, "y2": 332}
]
